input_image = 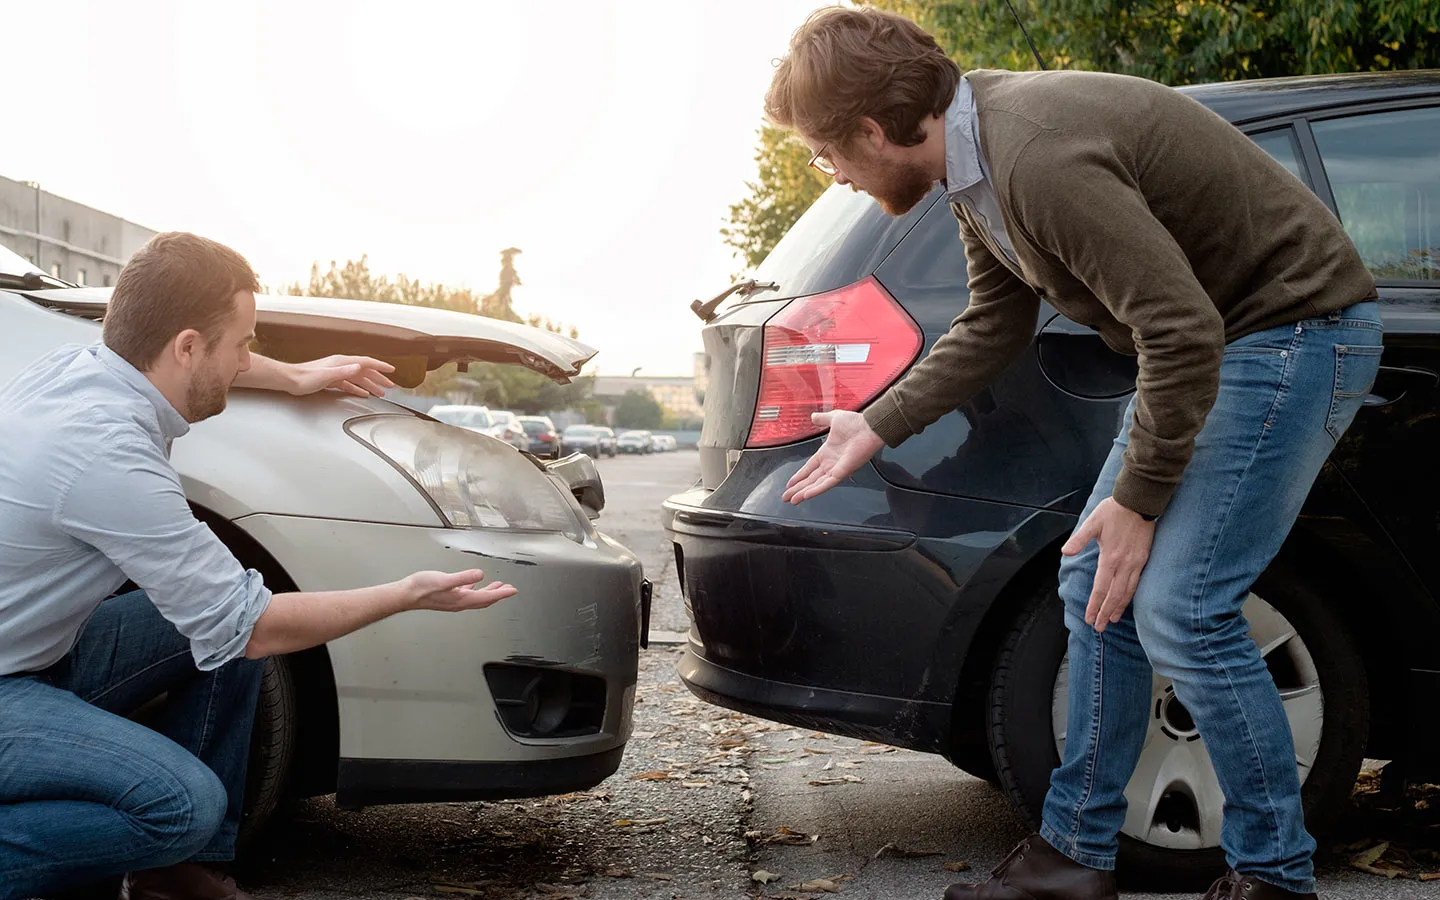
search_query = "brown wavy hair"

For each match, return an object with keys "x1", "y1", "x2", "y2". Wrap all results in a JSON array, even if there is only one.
[
  {"x1": 105, "y1": 232, "x2": 260, "y2": 370},
  {"x1": 765, "y1": 5, "x2": 960, "y2": 149}
]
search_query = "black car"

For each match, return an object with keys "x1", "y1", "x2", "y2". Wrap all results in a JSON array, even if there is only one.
[
  {"x1": 519, "y1": 415, "x2": 561, "y2": 459},
  {"x1": 664, "y1": 71, "x2": 1440, "y2": 888}
]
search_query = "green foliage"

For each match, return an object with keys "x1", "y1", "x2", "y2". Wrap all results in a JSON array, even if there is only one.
[
  {"x1": 870, "y1": 0, "x2": 1440, "y2": 85},
  {"x1": 723, "y1": 0, "x2": 1440, "y2": 264},
  {"x1": 721, "y1": 123, "x2": 832, "y2": 271},
  {"x1": 614, "y1": 389, "x2": 664, "y2": 430},
  {"x1": 283, "y1": 250, "x2": 593, "y2": 413}
]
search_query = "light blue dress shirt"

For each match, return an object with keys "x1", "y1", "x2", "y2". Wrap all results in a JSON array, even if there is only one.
[
  {"x1": 0, "y1": 343, "x2": 271, "y2": 676},
  {"x1": 944, "y1": 76, "x2": 1020, "y2": 264}
]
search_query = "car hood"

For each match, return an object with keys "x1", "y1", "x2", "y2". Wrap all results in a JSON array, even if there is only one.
[{"x1": 19, "y1": 287, "x2": 597, "y2": 386}]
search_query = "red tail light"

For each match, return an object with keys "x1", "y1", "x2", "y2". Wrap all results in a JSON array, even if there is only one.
[{"x1": 747, "y1": 276, "x2": 922, "y2": 448}]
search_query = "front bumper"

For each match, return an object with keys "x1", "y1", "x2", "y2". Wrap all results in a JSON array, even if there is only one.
[{"x1": 235, "y1": 514, "x2": 644, "y2": 796}]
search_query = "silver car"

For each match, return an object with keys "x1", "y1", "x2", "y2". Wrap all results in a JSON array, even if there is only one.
[{"x1": 0, "y1": 246, "x2": 648, "y2": 841}]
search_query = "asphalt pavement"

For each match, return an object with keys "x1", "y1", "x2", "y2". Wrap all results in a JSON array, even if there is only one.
[{"x1": 238, "y1": 451, "x2": 1440, "y2": 900}]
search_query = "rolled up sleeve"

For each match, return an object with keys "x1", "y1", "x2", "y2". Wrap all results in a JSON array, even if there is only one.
[{"x1": 55, "y1": 438, "x2": 272, "y2": 670}]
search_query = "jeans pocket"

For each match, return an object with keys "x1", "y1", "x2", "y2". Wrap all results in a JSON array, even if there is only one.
[{"x1": 1327, "y1": 345, "x2": 1383, "y2": 442}]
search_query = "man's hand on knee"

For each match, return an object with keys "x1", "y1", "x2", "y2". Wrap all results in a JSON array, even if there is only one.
[{"x1": 1063, "y1": 497, "x2": 1156, "y2": 633}]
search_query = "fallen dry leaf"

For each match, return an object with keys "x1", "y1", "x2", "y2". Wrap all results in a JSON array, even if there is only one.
[
  {"x1": 943, "y1": 861, "x2": 972, "y2": 873},
  {"x1": 644, "y1": 873, "x2": 674, "y2": 881},
  {"x1": 808, "y1": 775, "x2": 865, "y2": 786},
  {"x1": 613, "y1": 817, "x2": 669, "y2": 827},
  {"x1": 793, "y1": 878, "x2": 841, "y2": 892},
  {"x1": 601, "y1": 867, "x2": 633, "y2": 878},
  {"x1": 753, "y1": 870, "x2": 782, "y2": 884},
  {"x1": 631, "y1": 770, "x2": 679, "y2": 782}
]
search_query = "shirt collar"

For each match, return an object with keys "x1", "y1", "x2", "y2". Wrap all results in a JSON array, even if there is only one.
[
  {"x1": 943, "y1": 76, "x2": 984, "y2": 199},
  {"x1": 93, "y1": 343, "x2": 191, "y2": 443}
]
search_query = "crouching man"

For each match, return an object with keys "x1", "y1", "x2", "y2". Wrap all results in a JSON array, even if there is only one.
[{"x1": 0, "y1": 232, "x2": 518, "y2": 900}]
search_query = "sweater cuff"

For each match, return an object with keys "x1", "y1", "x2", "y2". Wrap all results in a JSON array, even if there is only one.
[
  {"x1": 1111, "y1": 467, "x2": 1176, "y2": 520},
  {"x1": 862, "y1": 391, "x2": 916, "y2": 448}
]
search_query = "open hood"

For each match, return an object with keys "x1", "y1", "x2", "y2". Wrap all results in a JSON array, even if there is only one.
[{"x1": 19, "y1": 288, "x2": 597, "y2": 386}]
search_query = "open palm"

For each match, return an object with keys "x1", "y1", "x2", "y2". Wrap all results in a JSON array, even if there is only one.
[{"x1": 782, "y1": 410, "x2": 886, "y2": 504}]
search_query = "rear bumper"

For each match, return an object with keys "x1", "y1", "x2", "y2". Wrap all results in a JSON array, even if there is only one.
[
  {"x1": 663, "y1": 453, "x2": 1073, "y2": 755},
  {"x1": 678, "y1": 647, "x2": 952, "y2": 751}
]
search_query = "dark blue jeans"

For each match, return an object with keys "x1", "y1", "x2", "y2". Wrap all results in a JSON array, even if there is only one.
[
  {"x1": 0, "y1": 591, "x2": 263, "y2": 900},
  {"x1": 1040, "y1": 303, "x2": 1383, "y2": 893}
]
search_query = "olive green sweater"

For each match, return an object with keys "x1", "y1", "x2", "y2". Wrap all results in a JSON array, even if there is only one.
[{"x1": 862, "y1": 69, "x2": 1376, "y2": 518}]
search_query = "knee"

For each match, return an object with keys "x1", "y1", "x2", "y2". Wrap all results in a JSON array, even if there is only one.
[
  {"x1": 1131, "y1": 596, "x2": 1194, "y2": 678},
  {"x1": 129, "y1": 754, "x2": 227, "y2": 863}
]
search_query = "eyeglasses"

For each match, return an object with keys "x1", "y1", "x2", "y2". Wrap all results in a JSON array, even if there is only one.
[{"x1": 808, "y1": 143, "x2": 838, "y2": 178}]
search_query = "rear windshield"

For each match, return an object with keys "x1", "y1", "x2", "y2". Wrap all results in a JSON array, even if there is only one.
[
  {"x1": 565, "y1": 426, "x2": 600, "y2": 437},
  {"x1": 749, "y1": 183, "x2": 941, "y2": 300},
  {"x1": 521, "y1": 420, "x2": 549, "y2": 434}
]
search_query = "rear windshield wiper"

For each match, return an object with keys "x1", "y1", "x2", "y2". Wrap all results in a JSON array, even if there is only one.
[
  {"x1": 0, "y1": 271, "x2": 76, "y2": 291},
  {"x1": 690, "y1": 278, "x2": 781, "y2": 322}
]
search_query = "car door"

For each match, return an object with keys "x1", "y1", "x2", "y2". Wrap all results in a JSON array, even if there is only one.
[{"x1": 1298, "y1": 102, "x2": 1440, "y2": 601}]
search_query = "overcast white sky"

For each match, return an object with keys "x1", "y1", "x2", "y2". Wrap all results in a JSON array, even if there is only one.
[{"x1": 4, "y1": 0, "x2": 826, "y2": 376}]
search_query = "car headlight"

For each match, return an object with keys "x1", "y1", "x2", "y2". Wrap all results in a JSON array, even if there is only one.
[{"x1": 347, "y1": 416, "x2": 586, "y2": 542}]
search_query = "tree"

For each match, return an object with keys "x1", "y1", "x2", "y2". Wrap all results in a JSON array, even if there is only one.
[
  {"x1": 614, "y1": 389, "x2": 664, "y2": 430},
  {"x1": 723, "y1": 0, "x2": 1440, "y2": 263},
  {"x1": 282, "y1": 250, "x2": 592, "y2": 412},
  {"x1": 721, "y1": 124, "x2": 832, "y2": 271}
]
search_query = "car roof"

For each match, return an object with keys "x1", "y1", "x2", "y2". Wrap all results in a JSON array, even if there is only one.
[{"x1": 1180, "y1": 69, "x2": 1440, "y2": 124}]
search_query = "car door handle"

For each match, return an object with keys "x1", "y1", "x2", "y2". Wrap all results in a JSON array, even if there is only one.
[{"x1": 1363, "y1": 366, "x2": 1437, "y2": 408}]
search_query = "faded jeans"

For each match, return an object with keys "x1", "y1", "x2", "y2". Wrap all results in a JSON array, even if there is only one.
[
  {"x1": 1040, "y1": 302, "x2": 1383, "y2": 893},
  {"x1": 0, "y1": 590, "x2": 263, "y2": 900}
]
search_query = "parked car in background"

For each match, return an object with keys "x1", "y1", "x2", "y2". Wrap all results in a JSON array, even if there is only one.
[
  {"x1": 617, "y1": 430, "x2": 654, "y2": 455},
  {"x1": 519, "y1": 415, "x2": 561, "y2": 459},
  {"x1": 561, "y1": 424, "x2": 617, "y2": 458},
  {"x1": 488, "y1": 409, "x2": 529, "y2": 451},
  {"x1": 428, "y1": 403, "x2": 493, "y2": 434},
  {"x1": 665, "y1": 71, "x2": 1440, "y2": 889},
  {"x1": 0, "y1": 243, "x2": 649, "y2": 849},
  {"x1": 652, "y1": 434, "x2": 678, "y2": 453}
]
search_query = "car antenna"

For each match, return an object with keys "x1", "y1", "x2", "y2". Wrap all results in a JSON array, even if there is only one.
[{"x1": 1004, "y1": 0, "x2": 1047, "y2": 71}]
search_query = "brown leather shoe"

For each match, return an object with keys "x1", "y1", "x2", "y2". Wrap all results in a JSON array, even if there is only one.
[
  {"x1": 1203, "y1": 870, "x2": 1317, "y2": 900},
  {"x1": 943, "y1": 835, "x2": 1117, "y2": 900},
  {"x1": 119, "y1": 864, "x2": 254, "y2": 900}
]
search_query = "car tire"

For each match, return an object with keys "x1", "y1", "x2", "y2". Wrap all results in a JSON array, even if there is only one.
[
  {"x1": 237, "y1": 654, "x2": 299, "y2": 854},
  {"x1": 987, "y1": 562, "x2": 1368, "y2": 891}
]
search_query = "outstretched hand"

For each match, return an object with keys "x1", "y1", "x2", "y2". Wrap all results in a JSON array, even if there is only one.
[
  {"x1": 406, "y1": 569, "x2": 518, "y2": 612},
  {"x1": 781, "y1": 410, "x2": 886, "y2": 505},
  {"x1": 290, "y1": 355, "x2": 397, "y2": 398}
]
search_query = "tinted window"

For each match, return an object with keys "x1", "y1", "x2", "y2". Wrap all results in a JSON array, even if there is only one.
[
  {"x1": 1312, "y1": 106, "x2": 1440, "y2": 281},
  {"x1": 1250, "y1": 128, "x2": 1308, "y2": 186},
  {"x1": 521, "y1": 420, "x2": 549, "y2": 435},
  {"x1": 750, "y1": 183, "x2": 938, "y2": 300}
]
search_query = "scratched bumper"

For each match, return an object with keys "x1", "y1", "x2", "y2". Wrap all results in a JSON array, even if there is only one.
[{"x1": 236, "y1": 514, "x2": 642, "y2": 767}]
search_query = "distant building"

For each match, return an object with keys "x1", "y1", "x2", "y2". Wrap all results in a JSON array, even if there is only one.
[
  {"x1": 592, "y1": 374, "x2": 702, "y2": 421},
  {"x1": 0, "y1": 175, "x2": 157, "y2": 287}
]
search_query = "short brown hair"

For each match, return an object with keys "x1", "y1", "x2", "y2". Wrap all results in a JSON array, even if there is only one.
[
  {"x1": 104, "y1": 232, "x2": 260, "y2": 370},
  {"x1": 766, "y1": 6, "x2": 960, "y2": 148}
]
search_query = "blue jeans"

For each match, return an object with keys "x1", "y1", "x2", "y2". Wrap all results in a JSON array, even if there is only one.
[
  {"x1": 0, "y1": 590, "x2": 264, "y2": 900},
  {"x1": 1040, "y1": 303, "x2": 1383, "y2": 893}
]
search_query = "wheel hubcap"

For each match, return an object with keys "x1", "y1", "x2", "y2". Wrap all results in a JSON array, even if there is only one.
[{"x1": 1050, "y1": 593, "x2": 1323, "y2": 851}]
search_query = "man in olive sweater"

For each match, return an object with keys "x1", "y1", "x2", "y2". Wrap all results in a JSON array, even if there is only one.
[{"x1": 770, "y1": 9, "x2": 1380, "y2": 900}]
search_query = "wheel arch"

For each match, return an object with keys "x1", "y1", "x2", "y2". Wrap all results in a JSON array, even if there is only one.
[{"x1": 192, "y1": 503, "x2": 340, "y2": 798}]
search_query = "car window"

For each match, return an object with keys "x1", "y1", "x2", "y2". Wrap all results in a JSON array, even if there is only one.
[
  {"x1": 564, "y1": 426, "x2": 597, "y2": 436},
  {"x1": 1312, "y1": 106, "x2": 1440, "y2": 282},
  {"x1": 1250, "y1": 127, "x2": 1309, "y2": 187}
]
